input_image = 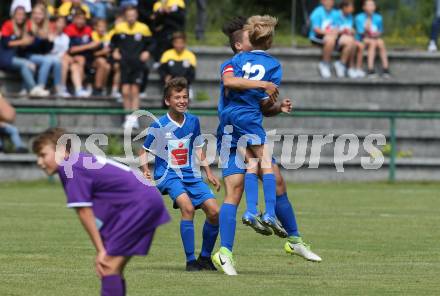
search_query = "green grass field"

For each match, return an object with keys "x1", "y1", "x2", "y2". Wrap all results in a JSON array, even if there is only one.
[{"x1": 1, "y1": 181, "x2": 439, "y2": 296}]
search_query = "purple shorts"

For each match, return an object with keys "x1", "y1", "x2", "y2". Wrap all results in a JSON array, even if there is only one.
[{"x1": 96, "y1": 190, "x2": 171, "y2": 257}]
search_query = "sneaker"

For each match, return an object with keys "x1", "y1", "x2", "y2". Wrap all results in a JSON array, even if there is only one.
[
  {"x1": 242, "y1": 211, "x2": 272, "y2": 236},
  {"x1": 91, "y1": 89, "x2": 104, "y2": 97},
  {"x1": 428, "y1": 40, "x2": 438, "y2": 52},
  {"x1": 382, "y1": 69, "x2": 391, "y2": 79},
  {"x1": 367, "y1": 69, "x2": 378, "y2": 79},
  {"x1": 347, "y1": 68, "x2": 358, "y2": 79},
  {"x1": 75, "y1": 88, "x2": 90, "y2": 98},
  {"x1": 284, "y1": 236, "x2": 322, "y2": 262},
  {"x1": 212, "y1": 247, "x2": 237, "y2": 276},
  {"x1": 334, "y1": 61, "x2": 346, "y2": 78},
  {"x1": 123, "y1": 115, "x2": 139, "y2": 130},
  {"x1": 197, "y1": 255, "x2": 217, "y2": 271},
  {"x1": 14, "y1": 147, "x2": 29, "y2": 154},
  {"x1": 56, "y1": 86, "x2": 71, "y2": 98},
  {"x1": 140, "y1": 91, "x2": 148, "y2": 99},
  {"x1": 30, "y1": 86, "x2": 49, "y2": 97},
  {"x1": 261, "y1": 213, "x2": 288, "y2": 238},
  {"x1": 111, "y1": 89, "x2": 122, "y2": 99},
  {"x1": 318, "y1": 61, "x2": 332, "y2": 79},
  {"x1": 185, "y1": 260, "x2": 202, "y2": 272},
  {"x1": 17, "y1": 89, "x2": 28, "y2": 97},
  {"x1": 356, "y1": 68, "x2": 366, "y2": 78}
]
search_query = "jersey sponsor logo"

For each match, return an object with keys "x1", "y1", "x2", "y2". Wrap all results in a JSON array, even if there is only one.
[
  {"x1": 82, "y1": 35, "x2": 90, "y2": 43},
  {"x1": 168, "y1": 139, "x2": 190, "y2": 168},
  {"x1": 182, "y1": 60, "x2": 190, "y2": 68},
  {"x1": 134, "y1": 33, "x2": 142, "y2": 41}
]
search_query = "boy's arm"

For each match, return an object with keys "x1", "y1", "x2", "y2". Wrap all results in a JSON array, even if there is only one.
[
  {"x1": 138, "y1": 148, "x2": 152, "y2": 180},
  {"x1": 69, "y1": 41, "x2": 100, "y2": 54},
  {"x1": 195, "y1": 147, "x2": 221, "y2": 192},
  {"x1": 75, "y1": 207, "x2": 105, "y2": 253},
  {"x1": 222, "y1": 72, "x2": 277, "y2": 95},
  {"x1": 0, "y1": 94, "x2": 16, "y2": 123}
]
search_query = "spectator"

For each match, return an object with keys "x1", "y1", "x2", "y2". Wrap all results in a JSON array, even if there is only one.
[
  {"x1": 58, "y1": 0, "x2": 91, "y2": 23},
  {"x1": 47, "y1": 16, "x2": 70, "y2": 96},
  {"x1": 428, "y1": 0, "x2": 440, "y2": 52},
  {"x1": 0, "y1": 122, "x2": 29, "y2": 153},
  {"x1": 63, "y1": 8, "x2": 99, "y2": 97},
  {"x1": 91, "y1": 18, "x2": 111, "y2": 96},
  {"x1": 28, "y1": 3, "x2": 60, "y2": 96},
  {"x1": 84, "y1": 0, "x2": 115, "y2": 19},
  {"x1": 151, "y1": 0, "x2": 186, "y2": 62},
  {"x1": 309, "y1": 0, "x2": 354, "y2": 78},
  {"x1": 355, "y1": 0, "x2": 390, "y2": 78},
  {"x1": 0, "y1": 93, "x2": 16, "y2": 123},
  {"x1": 10, "y1": 0, "x2": 32, "y2": 15},
  {"x1": 111, "y1": 5, "x2": 152, "y2": 129},
  {"x1": 107, "y1": 14, "x2": 123, "y2": 98},
  {"x1": 194, "y1": 0, "x2": 207, "y2": 40},
  {"x1": 337, "y1": 0, "x2": 365, "y2": 78},
  {"x1": 0, "y1": 6, "x2": 49, "y2": 96},
  {"x1": 159, "y1": 32, "x2": 196, "y2": 101},
  {"x1": 137, "y1": 0, "x2": 155, "y2": 28}
]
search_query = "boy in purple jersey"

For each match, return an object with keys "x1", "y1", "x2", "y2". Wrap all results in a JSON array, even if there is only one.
[
  {"x1": 32, "y1": 128, "x2": 170, "y2": 296},
  {"x1": 213, "y1": 16, "x2": 322, "y2": 276},
  {"x1": 139, "y1": 77, "x2": 221, "y2": 272}
]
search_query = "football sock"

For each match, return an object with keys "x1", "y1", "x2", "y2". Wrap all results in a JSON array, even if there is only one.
[
  {"x1": 275, "y1": 192, "x2": 300, "y2": 237},
  {"x1": 262, "y1": 173, "x2": 276, "y2": 217},
  {"x1": 219, "y1": 203, "x2": 237, "y2": 252},
  {"x1": 180, "y1": 220, "x2": 196, "y2": 262},
  {"x1": 244, "y1": 173, "x2": 259, "y2": 215},
  {"x1": 201, "y1": 220, "x2": 219, "y2": 257},
  {"x1": 101, "y1": 275, "x2": 124, "y2": 296}
]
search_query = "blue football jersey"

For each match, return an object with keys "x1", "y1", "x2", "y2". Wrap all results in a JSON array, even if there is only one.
[
  {"x1": 309, "y1": 5, "x2": 340, "y2": 39},
  {"x1": 355, "y1": 12, "x2": 383, "y2": 41},
  {"x1": 228, "y1": 50, "x2": 282, "y2": 110},
  {"x1": 218, "y1": 58, "x2": 233, "y2": 115},
  {"x1": 143, "y1": 113, "x2": 205, "y2": 183},
  {"x1": 336, "y1": 10, "x2": 354, "y2": 32}
]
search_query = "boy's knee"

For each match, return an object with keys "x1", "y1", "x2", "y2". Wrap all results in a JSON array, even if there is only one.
[
  {"x1": 181, "y1": 204, "x2": 195, "y2": 218},
  {"x1": 206, "y1": 206, "x2": 219, "y2": 222},
  {"x1": 377, "y1": 39, "x2": 385, "y2": 48}
]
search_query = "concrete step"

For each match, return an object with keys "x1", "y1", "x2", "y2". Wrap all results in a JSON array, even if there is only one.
[{"x1": 191, "y1": 47, "x2": 440, "y2": 81}]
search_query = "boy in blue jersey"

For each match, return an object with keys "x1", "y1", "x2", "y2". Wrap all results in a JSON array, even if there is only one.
[
  {"x1": 337, "y1": 0, "x2": 365, "y2": 78},
  {"x1": 140, "y1": 77, "x2": 221, "y2": 272},
  {"x1": 309, "y1": 0, "x2": 355, "y2": 78},
  {"x1": 213, "y1": 16, "x2": 322, "y2": 276},
  {"x1": 355, "y1": 0, "x2": 390, "y2": 78}
]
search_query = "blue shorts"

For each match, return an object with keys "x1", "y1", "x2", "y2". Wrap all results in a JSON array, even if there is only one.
[
  {"x1": 157, "y1": 178, "x2": 215, "y2": 209},
  {"x1": 221, "y1": 106, "x2": 266, "y2": 147},
  {"x1": 221, "y1": 148, "x2": 278, "y2": 178}
]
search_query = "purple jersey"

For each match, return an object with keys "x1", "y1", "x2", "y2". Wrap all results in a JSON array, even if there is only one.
[{"x1": 57, "y1": 153, "x2": 170, "y2": 256}]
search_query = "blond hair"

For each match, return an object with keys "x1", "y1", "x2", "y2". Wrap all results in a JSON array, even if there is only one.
[{"x1": 244, "y1": 15, "x2": 278, "y2": 50}]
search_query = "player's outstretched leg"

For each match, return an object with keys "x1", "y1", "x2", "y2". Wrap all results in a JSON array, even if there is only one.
[
  {"x1": 273, "y1": 165, "x2": 322, "y2": 262},
  {"x1": 198, "y1": 199, "x2": 219, "y2": 271}
]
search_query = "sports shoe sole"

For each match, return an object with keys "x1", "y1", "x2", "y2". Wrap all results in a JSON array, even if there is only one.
[
  {"x1": 262, "y1": 220, "x2": 288, "y2": 238},
  {"x1": 242, "y1": 217, "x2": 272, "y2": 236}
]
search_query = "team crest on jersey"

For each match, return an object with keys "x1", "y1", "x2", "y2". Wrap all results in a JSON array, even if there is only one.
[
  {"x1": 168, "y1": 60, "x2": 175, "y2": 66},
  {"x1": 182, "y1": 60, "x2": 190, "y2": 68},
  {"x1": 165, "y1": 132, "x2": 173, "y2": 139},
  {"x1": 134, "y1": 33, "x2": 142, "y2": 41},
  {"x1": 82, "y1": 35, "x2": 90, "y2": 43},
  {"x1": 168, "y1": 139, "x2": 189, "y2": 168}
]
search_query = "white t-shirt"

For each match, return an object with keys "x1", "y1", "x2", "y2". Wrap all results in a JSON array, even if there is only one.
[{"x1": 50, "y1": 33, "x2": 70, "y2": 58}]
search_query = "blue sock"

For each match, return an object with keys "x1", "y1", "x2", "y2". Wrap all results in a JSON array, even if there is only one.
[
  {"x1": 276, "y1": 193, "x2": 300, "y2": 237},
  {"x1": 101, "y1": 275, "x2": 124, "y2": 296},
  {"x1": 180, "y1": 220, "x2": 196, "y2": 262},
  {"x1": 219, "y1": 203, "x2": 237, "y2": 252},
  {"x1": 201, "y1": 221, "x2": 219, "y2": 257},
  {"x1": 245, "y1": 173, "x2": 259, "y2": 215},
  {"x1": 262, "y1": 173, "x2": 276, "y2": 217}
]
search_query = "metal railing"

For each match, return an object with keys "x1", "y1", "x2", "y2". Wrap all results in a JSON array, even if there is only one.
[{"x1": 16, "y1": 107, "x2": 440, "y2": 183}]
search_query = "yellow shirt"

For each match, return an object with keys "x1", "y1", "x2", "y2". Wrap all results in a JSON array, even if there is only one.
[
  {"x1": 153, "y1": 0, "x2": 186, "y2": 12},
  {"x1": 160, "y1": 48, "x2": 197, "y2": 67},
  {"x1": 58, "y1": 2, "x2": 91, "y2": 19}
]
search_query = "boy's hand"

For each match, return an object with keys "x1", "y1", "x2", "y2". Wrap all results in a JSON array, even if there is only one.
[
  {"x1": 206, "y1": 173, "x2": 221, "y2": 192},
  {"x1": 280, "y1": 98, "x2": 293, "y2": 114},
  {"x1": 113, "y1": 50, "x2": 121, "y2": 61},
  {"x1": 140, "y1": 51, "x2": 150, "y2": 62},
  {"x1": 95, "y1": 250, "x2": 108, "y2": 278}
]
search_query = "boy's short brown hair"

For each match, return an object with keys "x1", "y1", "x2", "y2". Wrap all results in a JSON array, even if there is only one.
[
  {"x1": 73, "y1": 8, "x2": 87, "y2": 18},
  {"x1": 32, "y1": 128, "x2": 67, "y2": 154},
  {"x1": 340, "y1": 0, "x2": 354, "y2": 8},
  {"x1": 163, "y1": 77, "x2": 188, "y2": 101},
  {"x1": 172, "y1": 31, "x2": 186, "y2": 41}
]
